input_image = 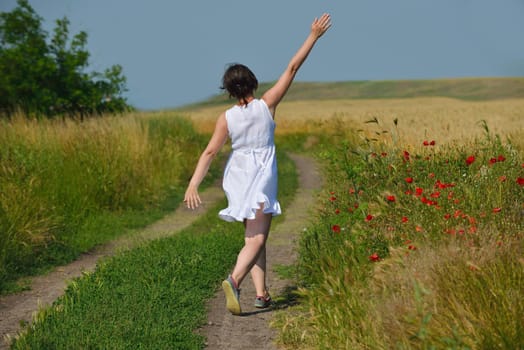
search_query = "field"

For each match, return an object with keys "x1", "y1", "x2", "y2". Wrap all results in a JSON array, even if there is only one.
[{"x1": 3, "y1": 77, "x2": 524, "y2": 349}]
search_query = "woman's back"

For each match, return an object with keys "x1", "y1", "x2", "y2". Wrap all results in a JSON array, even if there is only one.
[{"x1": 225, "y1": 99, "x2": 275, "y2": 150}]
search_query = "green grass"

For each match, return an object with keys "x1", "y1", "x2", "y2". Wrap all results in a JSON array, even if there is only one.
[
  {"x1": 179, "y1": 77, "x2": 524, "y2": 109},
  {"x1": 274, "y1": 123, "x2": 524, "y2": 349},
  {"x1": 11, "y1": 149, "x2": 298, "y2": 349}
]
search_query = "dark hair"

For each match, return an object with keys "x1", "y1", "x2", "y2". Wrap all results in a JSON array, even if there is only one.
[{"x1": 221, "y1": 64, "x2": 258, "y2": 104}]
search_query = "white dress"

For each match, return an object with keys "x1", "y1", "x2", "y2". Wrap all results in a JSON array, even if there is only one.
[{"x1": 218, "y1": 99, "x2": 282, "y2": 222}]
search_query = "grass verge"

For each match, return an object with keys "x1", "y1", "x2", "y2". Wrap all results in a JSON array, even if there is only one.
[{"x1": 273, "y1": 122, "x2": 524, "y2": 349}]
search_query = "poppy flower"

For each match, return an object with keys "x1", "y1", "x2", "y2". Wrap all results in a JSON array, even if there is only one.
[
  {"x1": 430, "y1": 140, "x2": 436, "y2": 146},
  {"x1": 492, "y1": 207, "x2": 502, "y2": 213},
  {"x1": 415, "y1": 187, "x2": 424, "y2": 196},
  {"x1": 423, "y1": 140, "x2": 430, "y2": 146},
  {"x1": 403, "y1": 151, "x2": 410, "y2": 161},
  {"x1": 335, "y1": 209, "x2": 340, "y2": 214},
  {"x1": 332, "y1": 224, "x2": 341, "y2": 233},
  {"x1": 517, "y1": 177, "x2": 524, "y2": 186},
  {"x1": 499, "y1": 176, "x2": 507, "y2": 182},
  {"x1": 405, "y1": 177, "x2": 413, "y2": 183},
  {"x1": 365, "y1": 214, "x2": 374, "y2": 222},
  {"x1": 329, "y1": 196, "x2": 337, "y2": 202},
  {"x1": 466, "y1": 155, "x2": 475, "y2": 165},
  {"x1": 401, "y1": 216, "x2": 409, "y2": 223},
  {"x1": 386, "y1": 195, "x2": 396, "y2": 202},
  {"x1": 369, "y1": 253, "x2": 380, "y2": 262},
  {"x1": 408, "y1": 245, "x2": 417, "y2": 250},
  {"x1": 489, "y1": 158, "x2": 497, "y2": 165},
  {"x1": 497, "y1": 155, "x2": 506, "y2": 162}
]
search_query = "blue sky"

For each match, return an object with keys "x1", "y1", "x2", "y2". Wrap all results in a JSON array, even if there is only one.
[{"x1": 2, "y1": 0, "x2": 524, "y2": 110}]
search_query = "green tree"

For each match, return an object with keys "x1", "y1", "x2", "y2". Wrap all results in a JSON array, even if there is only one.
[{"x1": 0, "y1": 0, "x2": 131, "y2": 118}]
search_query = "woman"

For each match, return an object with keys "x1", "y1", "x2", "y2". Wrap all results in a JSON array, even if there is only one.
[{"x1": 184, "y1": 13, "x2": 331, "y2": 315}]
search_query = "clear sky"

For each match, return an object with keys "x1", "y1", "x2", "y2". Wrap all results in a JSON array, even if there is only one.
[{"x1": 2, "y1": 0, "x2": 524, "y2": 110}]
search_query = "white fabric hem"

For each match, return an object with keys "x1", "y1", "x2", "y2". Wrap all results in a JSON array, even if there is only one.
[{"x1": 218, "y1": 201, "x2": 281, "y2": 223}]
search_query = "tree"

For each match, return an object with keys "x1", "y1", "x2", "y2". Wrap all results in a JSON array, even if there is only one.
[{"x1": 0, "y1": 0, "x2": 131, "y2": 118}]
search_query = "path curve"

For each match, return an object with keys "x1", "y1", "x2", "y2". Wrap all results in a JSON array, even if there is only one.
[
  {"x1": 201, "y1": 153, "x2": 322, "y2": 349},
  {"x1": 0, "y1": 154, "x2": 322, "y2": 349}
]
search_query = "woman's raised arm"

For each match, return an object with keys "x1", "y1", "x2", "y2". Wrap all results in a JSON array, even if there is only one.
[{"x1": 262, "y1": 13, "x2": 332, "y2": 116}]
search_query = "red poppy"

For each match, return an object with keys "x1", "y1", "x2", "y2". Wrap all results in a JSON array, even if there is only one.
[
  {"x1": 499, "y1": 176, "x2": 507, "y2": 182},
  {"x1": 386, "y1": 195, "x2": 396, "y2": 202},
  {"x1": 489, "y1": 158, "x2": 497, "y2": 165},
  {"x1": 401, "y1": 216, "x2": 409, "y2": 223},
  {"x1": 415, "y1": 187, "x2": 423, "y2": 196},
  {"x1": 408, "y1": 245, "x2": 417, "y2": 250},
  {"x1": 365, "y1": 214, "x2": 374, "y2": 222},
  {"x1": 497, "y1": 155, "x2": 506, "y2": 162},
  {"x1": 403, "y1": 151, "x2": 410, "y2": 161},
  {"x1": 415, "y1": 226, "x2": 423, "y2": 232},
  {"x1": 423, "y1": 140, "x2": 429, "y2": 146},
  {"x1": 430, "y1": 140, "x2": 436, "y2": 146},
  {"x1": 517, "y1": 177, "x2": 524, "y2": 186},
  {"x1": 430, "y1": 191, "x2": 441, "y2": 198},
  {"x1": 381, "y1": 152, "x2": 387, "y2": 157},
  {"x1": 332, "y1": 224, "x2": 341, "y2": 233},
  {"x1": 335, "y1": 209, "x2": 340, "y2": 214},
  {"x1": 349, "y1": 188, "x2": 356, "y2": 194},
  {"x1": 405, "y1": 177, "x2": 413, "y2": 183},
  {"x1": 466, "y1": 155, "x2": 475, "y2": 165},
  {"x1": 369, "y1": 253, "x2": 380, "y2": 262},
  {"x1": 492, "y1": 207, "x2": 502, "y2": 213},
  {"x1": 329, "y1": 196, "x2": 337, "y2": 202},
  {"x1": 444, "y1": 213, "x2": 451, "y2": 220}
]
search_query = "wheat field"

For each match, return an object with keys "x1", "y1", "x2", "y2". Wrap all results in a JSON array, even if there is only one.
[{"x1": 181, "y1": 97, "x2": 524, "y2": 147}]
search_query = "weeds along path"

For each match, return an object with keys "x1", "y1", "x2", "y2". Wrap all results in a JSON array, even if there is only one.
[
  {"x1": 0, "y1": 185, "x2": 225, "y2": 349},
  {"x1": 201, "y1": 153, "x2": 322, "y2": 350}
]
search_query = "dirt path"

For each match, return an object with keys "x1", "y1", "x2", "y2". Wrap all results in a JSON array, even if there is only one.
[
  {"x1": 0, "y1": 154, "x2": 322, "y2": 349},
  {"x1": 201, "y1": 154, "x2": 322, "y2": 349}
]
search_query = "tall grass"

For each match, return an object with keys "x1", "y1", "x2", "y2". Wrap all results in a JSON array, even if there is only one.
[
  {"x1": 274, "y1": 120, "x2": 524, "y2": 349},
  {"x1": 0, "y1": 113, "x2": 212, "y2": 293}
]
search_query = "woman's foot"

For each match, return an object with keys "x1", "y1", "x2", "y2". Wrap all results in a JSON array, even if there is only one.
[
  {"x1": 222, "y1": 276, "x2": 241, "y2": 315},
  {"x1": 254, "y1": 293, "x2": 272, "y2": 308}
]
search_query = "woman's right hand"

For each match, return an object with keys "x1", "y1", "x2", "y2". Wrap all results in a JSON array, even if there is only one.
[{"x1": 184, "y1": 186, "x2": 201, "y2": 209}]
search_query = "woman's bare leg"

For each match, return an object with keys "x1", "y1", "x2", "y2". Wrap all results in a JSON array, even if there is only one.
[
  {"x1": 230, "y1": 206, "x2": 272, "y2": 295},
  {"x1": 250, "y1": 246, "x2": 267, "y2": 297}
]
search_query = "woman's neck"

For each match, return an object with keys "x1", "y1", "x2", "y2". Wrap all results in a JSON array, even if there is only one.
[{"x1": 238, "y1": 95, "x2": 255, "y2": 106}]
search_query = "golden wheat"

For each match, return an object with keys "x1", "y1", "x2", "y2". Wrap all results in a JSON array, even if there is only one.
[{"x1": 182, "y1": 97, "x2": 524, "y2": 146}]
